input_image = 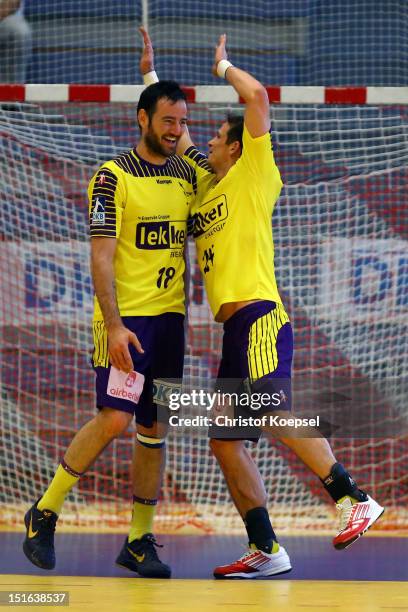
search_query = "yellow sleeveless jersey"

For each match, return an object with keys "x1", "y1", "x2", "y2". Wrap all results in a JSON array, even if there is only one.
[
  {"x1": 88, "y1": 149, "x2": 196, "y2": 320},
  {"x1": 184, "y1": 125, "x2": 283, "y2": 320}
]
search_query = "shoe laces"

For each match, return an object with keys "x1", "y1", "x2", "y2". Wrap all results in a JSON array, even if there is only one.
[
  {"x1": 139, "y1": 534, "x2": 164, "y2": 560},
  {"x1": 37, "y1": 511, "x2": 57, "y2": 544},
  {"x1": 336, "y1": 498, "x2": 354, "y2": 532},
  {"x1": 238, "y1": 549, "x2": 261, "y2": 563}
]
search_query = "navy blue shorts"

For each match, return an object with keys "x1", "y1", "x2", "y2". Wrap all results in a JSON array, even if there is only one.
[
  {"x1": 211, "y1": 301, "x2": 293, "y2": 440},
  {"x1": 92, "y1": 313, "x2": 184, "y2": 428}
]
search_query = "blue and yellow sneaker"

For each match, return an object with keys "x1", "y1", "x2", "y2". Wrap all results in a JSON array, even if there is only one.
[
  {"x1": 23, "y1": 502, "x2": 57, "y2": 570},
  {"x1": 116, "y1": 533, "x2": 171, "y2": 578}
]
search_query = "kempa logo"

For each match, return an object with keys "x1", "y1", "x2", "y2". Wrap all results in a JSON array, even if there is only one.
[
  {"x1": 136, "y1": 220, "x2": 186, "y2": 250},
  {"x1": 193, "y1": 194, "x2": 228, "y2": 237},
  {"x1": 91, "y1": 196, "x2": 106, "y2": 225}
]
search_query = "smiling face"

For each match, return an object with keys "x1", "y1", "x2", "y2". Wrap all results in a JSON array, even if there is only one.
[
  {"x1": 207, "y1": 120, "x2": 242, "y2": 176},
  {"x1": 139, "y1": 97, "x2": 188, "y2": 159}
]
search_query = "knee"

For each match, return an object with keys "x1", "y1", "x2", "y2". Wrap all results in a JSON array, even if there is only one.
[
  {"x1": 137, "y1": 421, "x2": 168, "y2": 438},
  {"x1": 98, "y1": 408, "x2": 133, "y2": 440},
  {"x1": 136, "y1": 423, "x2": 167, "y2": 449}
]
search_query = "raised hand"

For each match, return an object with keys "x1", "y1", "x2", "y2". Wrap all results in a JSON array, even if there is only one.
[
  {"x1": 212, "y1": 33, "x2": 228, "y2": 76},
  {"x1": 139, "y1": 25, "x2": 155, "y2": 75}
]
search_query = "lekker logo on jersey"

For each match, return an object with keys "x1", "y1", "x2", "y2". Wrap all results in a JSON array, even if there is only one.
[
  {"x1": 193, "y1": 194, "x2": 228, "y2": 237},
  {"x1": 136, "y1": 220, "x2": 186, "y2": 250},
  {"x1": 91, "y1": 196, "x2": 106, "y2": 225}
]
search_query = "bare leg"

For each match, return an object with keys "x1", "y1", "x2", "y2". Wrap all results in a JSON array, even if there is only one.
[
  {"x1": 37, "y1": 407, "x2": 132, "y2": 515},
  {"x1": 209, "y1": 439, "x2": 267, "y2": 517},
  {"x1": 279, "y1": 436, "x2": 336, "y2": 479},
  {"x1": 131, "y1": 422, "x2": 168, "y2": 499},
  {"x1": 64, "y1": 407, "x2": 133, "y2": 473},
  {"x1": 259, "y1": 411, "x2": 336, "y2": 479}
]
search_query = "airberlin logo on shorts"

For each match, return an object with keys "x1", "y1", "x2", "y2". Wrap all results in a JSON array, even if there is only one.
[
  {"x1": 136, "y1": 220, "x2": 186, "y2": 250},
  {"x1": 193, "y1": 194, "x2": 228, "y2": 238},
  {"x1": 107, "y1": 367, "x2": 145, "y2": 405}
]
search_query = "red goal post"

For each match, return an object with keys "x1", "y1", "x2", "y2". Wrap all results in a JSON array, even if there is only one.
[{"x1": 1, "y1": 84, "x2": 408, "y2": 104}]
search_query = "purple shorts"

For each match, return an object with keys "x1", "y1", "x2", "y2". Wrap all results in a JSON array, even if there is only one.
[
  {"x1": 92, "y1": 313, "x2": 184, "y2": 428},
  {"x1": 211, "y1": 300, "x2": 293, "y2": 441}
]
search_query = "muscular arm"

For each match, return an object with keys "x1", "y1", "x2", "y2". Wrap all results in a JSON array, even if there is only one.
[
  {"x1": 214, "y1": 34, "x2": 270, "y2": 138},
  {"x1": 0, "y1": 0, "x2": 20, "y2": 19},
  {"x1": 91, "y1": 237, "x2": 143, "y2": 372},
  {"x1": 91, "y1": 237, "x2": 121, "y2": 329}
]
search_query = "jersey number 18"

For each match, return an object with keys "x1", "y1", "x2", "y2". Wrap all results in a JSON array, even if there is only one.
[{"x1": 156, "y1": 266, "x2": 176, "y2": 289}]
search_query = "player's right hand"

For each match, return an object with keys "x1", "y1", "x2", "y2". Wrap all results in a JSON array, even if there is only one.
[
  {"x1": 139, "y1": 26, "x2": 155, "y2": 75},
  {"x1": 212, "y1": 33, "x2": 228, "y2": 77},
  {"x1": 107, "y1": 325, "x2": 144, "y2": 373}
]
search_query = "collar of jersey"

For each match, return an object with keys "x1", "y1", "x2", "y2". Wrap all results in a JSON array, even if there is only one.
[{"x1": 131, "y1": 148, "x2": 172, "y2": 169}]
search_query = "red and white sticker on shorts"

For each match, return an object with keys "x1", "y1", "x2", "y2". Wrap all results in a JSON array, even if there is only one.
[{"x1": 107, "y1": 367, "x2": 145, "y2": 405}]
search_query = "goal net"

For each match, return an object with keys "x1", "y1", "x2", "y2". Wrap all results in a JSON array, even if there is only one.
[
  {"x1": 9, "y1": 1, "x2": 407, "y2": 86},
  {"x1": 0, "y1": 93, "x2": 407, "y2": 533}
]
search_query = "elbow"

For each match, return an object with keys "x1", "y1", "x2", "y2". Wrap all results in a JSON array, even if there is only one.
[{"x1": 249, "y1": 86, "x2": 269, "y2": 111}]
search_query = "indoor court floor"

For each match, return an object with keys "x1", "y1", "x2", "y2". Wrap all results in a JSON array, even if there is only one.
[{"x1": 1, "y1": 532, "x2": 407, "y2": 611}]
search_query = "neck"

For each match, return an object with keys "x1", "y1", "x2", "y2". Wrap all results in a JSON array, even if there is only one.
[
  {"x1": 214, "y1": 159, "x2": 235, "y2": 182},
  {"x1": 135, "y1": 140, "x2": 168, "y2": 165}
]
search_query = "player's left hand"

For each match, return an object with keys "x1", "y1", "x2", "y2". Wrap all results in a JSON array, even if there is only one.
[
  {"x1": 139, "y1": 25, "x2": 155, "y2": 75},
  {"x1": 212, "y1": 33, "x2": 228, "y2": 77}
]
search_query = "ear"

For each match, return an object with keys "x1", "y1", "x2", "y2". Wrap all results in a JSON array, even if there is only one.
[
  {"x1": 229, "y1": 140, "x2": 241, "y2": 157},
  {"x1": 138, "y1": 108, "x2": 149, "y2": 131}
]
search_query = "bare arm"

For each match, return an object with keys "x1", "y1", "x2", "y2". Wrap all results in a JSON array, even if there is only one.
[
  {"x1": 139, "y1": 26, "x2": 195, "y2": 154},
  {"x1": 177, "y1": 125, "x2": 195, "y2": 156},
  {"x1": 91, "y1": 237, "x2": 143, "y2": 372},
  {"x1": 139, "y1": 25, "x2": 155, "y2": 77},
  {"x1": 213, "y1": 34, "x2": 270, "y2": 138},
  {"x1": 91, "y1": 237, "x2": 121, "y2": 329},
  {"x1": 0, "y1": 0, "x2": 21, "y2": 20}
]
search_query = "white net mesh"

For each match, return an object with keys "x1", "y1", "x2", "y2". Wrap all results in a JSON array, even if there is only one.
[
  {"x1": 1, "y1": 1, "x2": 407, "y2": 85},
  {"x1": 0, "y1": 99, "x2": 407, "y2": 533}
]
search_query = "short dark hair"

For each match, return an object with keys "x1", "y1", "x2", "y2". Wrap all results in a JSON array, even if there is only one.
[
  {"x1": 137, "y1": 80, "x2": 186, "y2": 123},
  {"x1": 225, "y1": 113, "x2": 244, "y2": 149}
]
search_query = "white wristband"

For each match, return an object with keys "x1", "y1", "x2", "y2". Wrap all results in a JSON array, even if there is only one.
[
  {"x1": 216, "y1": 60, "x2": 233, "y2": 79},
  {"x1": 143, "y1": 70, "x2": 159, "y2": 86}
]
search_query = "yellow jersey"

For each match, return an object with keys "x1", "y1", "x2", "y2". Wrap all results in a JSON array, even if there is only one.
[
  {"x1": 185, "y1": 125, "x2": 283, "y2": 320},
  {"x1": 88, "y1": 148, "x2": 196, "y2": 320}
]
